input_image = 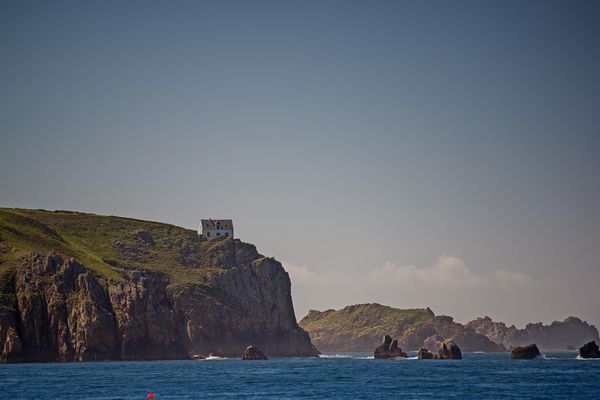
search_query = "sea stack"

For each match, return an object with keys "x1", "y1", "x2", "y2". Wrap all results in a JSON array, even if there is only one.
[
  {"x1": 417, "y1": 348, "x2": 434, "y2": 359},
  {"x1": 579, "y1": 341, "x2": 600, "y2": 358},
  {"x1": 511, "y1": 344, "x2": 540, "y2": 359},
  {"x1": 374, "y1": 335, "x2": 408, "y2": 359},
  {"x1": 436, "y1": 340, "x2": 462, "y2": 360},
  {"x1": 242, "y1": 346, "x2": 267, "y2": 360}
]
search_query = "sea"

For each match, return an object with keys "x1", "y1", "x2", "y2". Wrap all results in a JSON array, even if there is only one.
[{"x1": 1, "y1": 352, "x2": 599, "y2": 399}]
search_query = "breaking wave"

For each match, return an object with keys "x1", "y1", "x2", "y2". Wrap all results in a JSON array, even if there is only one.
[
  {"x1": 576, "y1": 355, "x2": 600, "y2": 360},
  {"x1": 193, "y1": 355, "x2": 230, "y2": 361},
  {"x1": 542, "y1": 355, "x2": 560, "y2": 359},
  {"x1": 319, "y1": 354, "x2": 373, "y2": 359}
]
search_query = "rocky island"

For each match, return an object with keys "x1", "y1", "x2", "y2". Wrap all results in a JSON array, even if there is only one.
[
  {"x1": 436, "y1": 340, "x2": 462, "y2": 359},
  {"x1": 300, "y1": 303, "x2": 599, "y2": 352},
  {"x1": 373, "y1": 335, "x2": 407, "y2": 358},
  {"x1": 466, "y1": 316, "x2": 599, "y2": 350},
  {"x1": 242, "y1": 345, "x2": 268, "y2": 360},
  {"x1": 300, "y1": 304, "x2": 504, "y2": 353},
  {"x1": 579, "y1": 341, "x2": 600, "y2": 359},
  {"x1": 0, "y1": 208, "x2": 318, "y2": 363},
  {"x1": 511, "y1": 344, "x2": 541, "y2": 359}
]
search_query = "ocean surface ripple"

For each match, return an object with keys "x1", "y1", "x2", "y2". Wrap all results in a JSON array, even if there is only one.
[{"x1": 0, "y1": 352, "x2": 598, "y2": 399}]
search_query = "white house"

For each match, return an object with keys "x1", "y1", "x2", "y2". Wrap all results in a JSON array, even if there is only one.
[{"x1": 198, "y1": 219, "x2": 234, "y2": 239}]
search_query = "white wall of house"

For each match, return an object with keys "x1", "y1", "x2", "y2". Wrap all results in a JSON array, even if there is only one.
[{"x1": 201, "y1": 229, "x2": 233, "y2": 239}]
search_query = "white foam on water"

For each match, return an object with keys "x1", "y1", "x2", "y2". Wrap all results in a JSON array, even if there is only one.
[
  {"x1": 576, "y1": 355, "x2": 600, "y2": 360},
  {"x1": 542, "y1": 355, "x2": 560, "y2": 360},
  {"x1": 318, "y1": 354, "x2": 351, "y2": 359},
  {"x1": 318, "y1": 354, "x2": 373, "y2": 359},
  {"x1": 200, "y1": 355, "x2": 229, "y2": 361}
]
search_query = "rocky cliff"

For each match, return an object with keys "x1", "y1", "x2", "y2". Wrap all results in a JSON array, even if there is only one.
[
  {"x1": 299, "y1": 304, "x2": 504, "y2": 352},
  {"x1": 0, "y1": 208, "x2": 318, "y2": 362},
  {"x1": 466, "y1": 316, "x2": 599, "y2": 350},
  {"x1": 300, "y1": 303, "x2": 599, "y2": 352}
]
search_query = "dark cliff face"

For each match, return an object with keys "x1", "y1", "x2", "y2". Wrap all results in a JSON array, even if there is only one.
[
  {"x1": 0, "y1": 250, "x2": 317, "y2": 362},
  {"x1": 466, "y1": 316, "x2": 600, "y2": 350}
]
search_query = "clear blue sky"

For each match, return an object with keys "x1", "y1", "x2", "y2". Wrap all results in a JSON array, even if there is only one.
[{"x1": 1, "y1": 0, "x2": 599, "y2": 327}]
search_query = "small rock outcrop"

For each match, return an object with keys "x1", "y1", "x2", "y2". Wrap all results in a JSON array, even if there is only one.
[
  {"x1": 417, "y1": 348, "x2": 433, "y2": 359},
  {"x1": 511, "y1": 343, "x2": 540, "y2": 359},
  {"x1": 579, "y1": 341, "x2": 600, "y2": 359},
  {"x1": 436, "y1": 340, "x2": 462, "y2": 359},
  {"x1": 242, "y1": 346, "x2": 267, "y2": 360},
  {"x1": 423, "y1": 334, "x2": 445, "y2": 353},
  {"x1": 374, "y1": 335, "x2": 408, "y2": 359}
]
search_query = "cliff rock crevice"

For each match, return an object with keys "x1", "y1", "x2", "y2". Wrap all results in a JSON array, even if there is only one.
[{"x1": 0, "y1": 248, "x2": 317, "y2": 362}]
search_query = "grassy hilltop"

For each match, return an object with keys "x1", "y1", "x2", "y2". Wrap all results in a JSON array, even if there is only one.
[
  {"x1": 299, "y1": 304, "x2": 436, "y2": 351},
  {"x1": 300, "y1": 304, "x2": 432, "y2": 339},
  {"x1": 0, "y1": 207, "x2": 222, "y2": 286},
  {"x1": 300, "y1": 303, "x2": 600, "y2": 352}
]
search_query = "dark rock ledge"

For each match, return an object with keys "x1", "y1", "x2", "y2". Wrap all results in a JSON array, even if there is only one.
[
  {"x1": 511, "y1": 343, "x2": 540, "y2": 359},
  {"x1": 242, "y1": 346, "x2": 267, "y2": 360},
  {"x1": 374, "y1": 335, "x2": 408, "y2": 359},
  {"x1": 579, "y1": 341, "x2": 600, "y2": 359}
]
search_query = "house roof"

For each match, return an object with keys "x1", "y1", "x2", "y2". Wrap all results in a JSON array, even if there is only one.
[{"x1": 200, "y1": 219, "x2": 233, "y2": 230}]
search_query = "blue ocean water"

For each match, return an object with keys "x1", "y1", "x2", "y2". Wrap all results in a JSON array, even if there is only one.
[{"x1": 1, "y1": 352, "x2": 599, "y2": 399}]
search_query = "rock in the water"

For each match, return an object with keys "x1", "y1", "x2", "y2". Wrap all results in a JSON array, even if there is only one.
[
  {"x1": 579, "y1": 341, "x2": 600, "y2": 358},
  {"x1": 511, "y1": 343, "x2": 541, "y2": 359},
  {"x1": 1, "y1": 327, "x2": 23, "y2": 363},
  {"x1": 417, "y1": 348, "x2": 433, "y2": 359},
  {"x1": 242, "y1": 346, "x2": 267, "y2": 360},
  {"x1": 374, "y1": 335, "x2": 408, "y2": 358},
  {"x1": 423, "y1": 334, "x2": 445, "y2": 353},
  {"x1": 437, "y1": 340, "x2": 462, "y2": 360}
]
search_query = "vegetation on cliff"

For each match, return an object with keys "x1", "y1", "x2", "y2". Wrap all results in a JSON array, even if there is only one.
[
  {"x1": 0, "y1": 208, "x2": 225, "y2": 284},
  {"x1": 299, "y1": 303, "x2": 499, "y2": 352},
  {"x1": 300, "y1": 303, "x2": 598, "y2": 352},
  {"x1": 300, "y1": 304, "x2": 435, "y2": 352},
  {"x1": 0, "y1": 208, "x2": 317, "y2": 362}
]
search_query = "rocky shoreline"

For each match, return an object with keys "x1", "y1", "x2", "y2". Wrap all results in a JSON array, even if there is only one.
[
  {"x1": 372, "y1": 335, "x2": 600, "y2": 361},
  {"x1": 374, "y1": 335, "x2": 462, "y2": 360},
  {"x1": 300, "y1": 304, "x2": 599, "y2": 353},
  {"x1": 1, "y1": 210, "x2": 597, "y2": 364},
  {"x1": 0, "y1": 245, "x2": 320, "y2": 363}
]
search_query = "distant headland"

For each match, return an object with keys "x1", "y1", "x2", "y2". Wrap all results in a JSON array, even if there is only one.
[{"x1": 299, "y1": 303, "x2": 599, "y2": 352}]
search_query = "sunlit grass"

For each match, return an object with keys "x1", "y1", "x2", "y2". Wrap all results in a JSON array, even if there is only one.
[{"x1": 0, "y1": 207, "x2": 223, "y2": 285}]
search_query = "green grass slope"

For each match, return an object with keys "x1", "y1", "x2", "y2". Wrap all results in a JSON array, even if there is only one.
[
  {"x1": 0, "y1": 207, "x2": 221, "y2": 285},
  {"x1": 299, "y1": 303, "x2": 434, "y2": 348}
]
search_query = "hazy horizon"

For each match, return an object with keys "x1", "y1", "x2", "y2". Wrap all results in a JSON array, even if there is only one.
[{"x1": 1, "y1": 1, "x2": 599, "y2": 329}]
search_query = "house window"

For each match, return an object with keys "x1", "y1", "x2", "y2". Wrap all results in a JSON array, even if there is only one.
[
  {"x1": 217, "y1": 232, "x2": 221, "y2": 237},
  {"x1": 225, "y1": 233, "x2": 229, "y2": 237},
  {"x1": 206, "y1": 232, "x2": 211, "y2": 237}
]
